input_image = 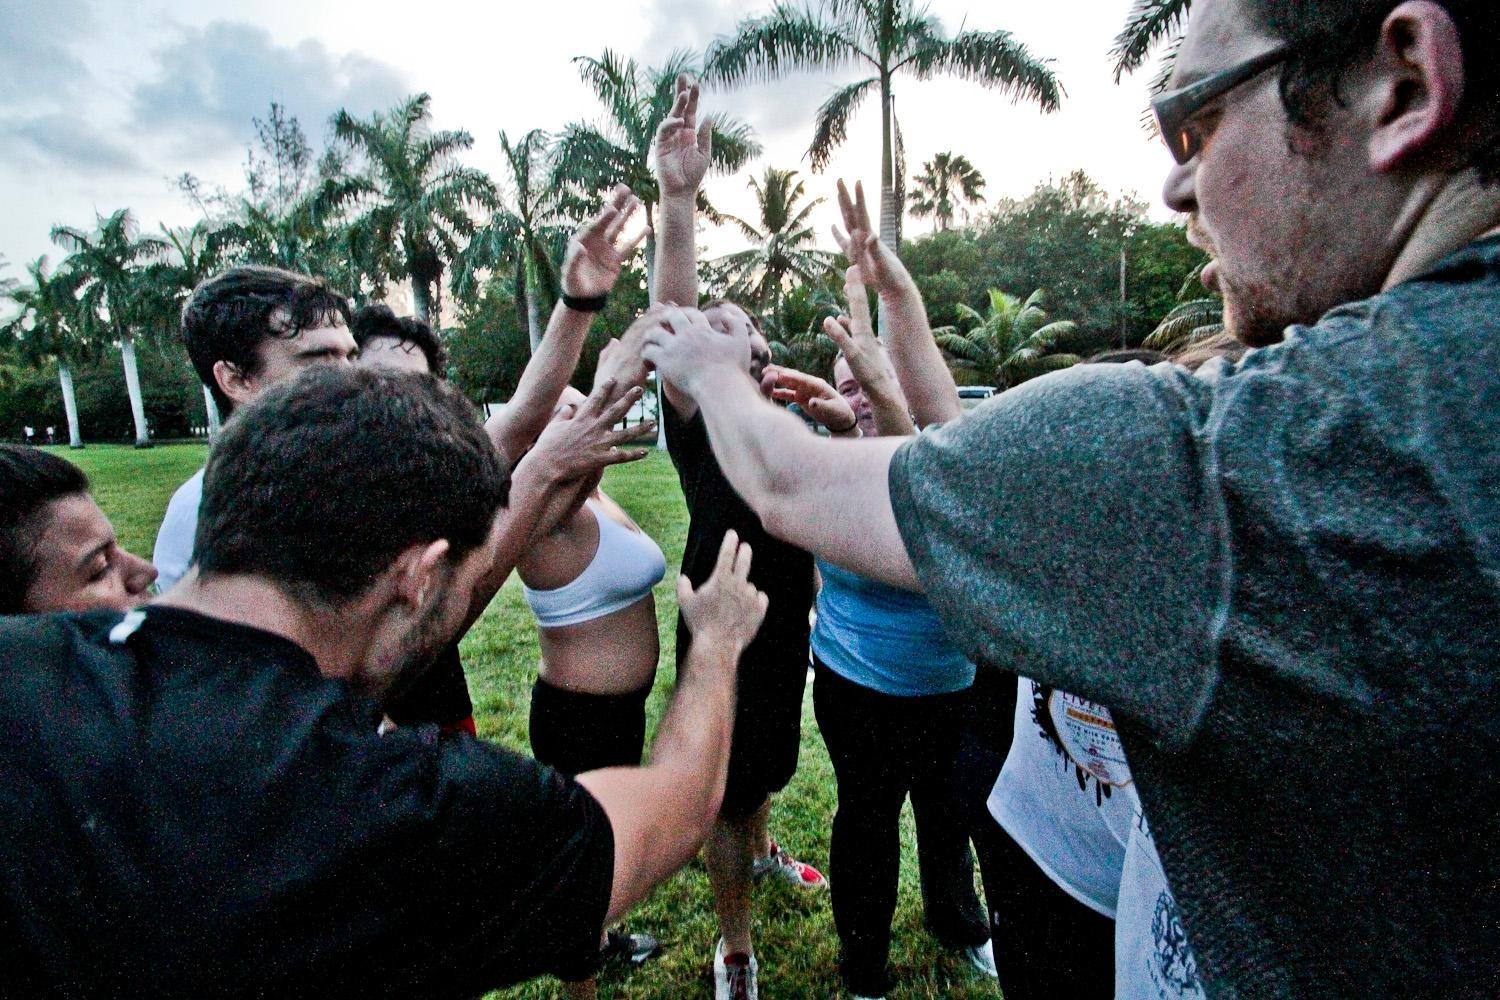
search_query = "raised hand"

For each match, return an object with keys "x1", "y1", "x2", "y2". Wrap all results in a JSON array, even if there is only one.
[
  {"x1": 764, "y1": 364, "x2": 858, "y2": 434},
  {"x1": 562, "y1": 185, "x2": 646, "y2": 298},
  {"x1": 654, "y1": 74, "x2": 713, "y2": 199},
  {"x1": 638, "y1": 303, "x2": 750, "y2": 395},
  {"x1": 592, "y1": 330, "x2": 649, "y2": 394},
  {"x1": 677, "y1": 530, "x2": 768, "y2": 655},
  {"x1": 832, "y1": 179, "x2": 917, "y2": 300},
  {"x1": 528, "y1": 377, "x2": 651, "y2": 481},
  {"x1": 822, "y1": 266, "x2": 888, "y2": 390}
]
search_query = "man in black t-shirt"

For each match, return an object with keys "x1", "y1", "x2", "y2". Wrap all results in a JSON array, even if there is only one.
[
  {"x1": 0, "y1": 367, "x2": 769, "y2": 999},
  {"x1": 650, "y1": 78, "x2": 824, "y2": 997}
]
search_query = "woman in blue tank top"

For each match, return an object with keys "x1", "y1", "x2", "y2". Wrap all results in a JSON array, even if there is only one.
[{"x1": 764, "y1": 280, "x2": 994, "y2": 998}]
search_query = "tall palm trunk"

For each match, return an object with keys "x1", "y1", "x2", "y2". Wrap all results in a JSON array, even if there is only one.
[
  {"x1": 57, "y1": 362, "x2": 83, "y2": 448},
  {"x1": 878, "y1": 75, "x2": 900, "y2": 251},
  {"x1": 119, "y1": 333, "x2": 150, "y2": 448},
  {"x1": 644, "y1": 224, "x2": 668, "y2": 451},
  {"x1": 523, "y1": 255, "x2": 544, "y2": 352},
  {"x1": 411, "y1": 279, "x2": 433, "y2": 324},
  {"x1": 202, "y1": 385, "x2": 222, "y2": 439}
]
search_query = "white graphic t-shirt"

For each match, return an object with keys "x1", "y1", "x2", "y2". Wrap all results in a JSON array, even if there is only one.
[
  {"x1": 988, "y1": 677, "x2": 1132, "y2": 916},
  {"x1": 1116, "y1": 811, "x2": 1205, "y2": 1000},
  {"x1": 989, "y1": 677, "x2": 1204, "y2": 998}
]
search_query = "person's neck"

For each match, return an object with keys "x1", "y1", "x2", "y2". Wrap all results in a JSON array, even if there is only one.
[
  {"x1": 152, "y1": 572, "x2": 367, "y2": 681},
  {"x1": 1384, "y1": 169, "x2": 1500, "y2": 290}
]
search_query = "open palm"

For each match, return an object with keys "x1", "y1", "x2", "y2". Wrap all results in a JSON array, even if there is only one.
[{"x1": 654, "y1": 76, "x2": 713, "y2": 197}]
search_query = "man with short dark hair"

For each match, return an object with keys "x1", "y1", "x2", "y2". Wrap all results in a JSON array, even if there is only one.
[
  {"x1": 638, "y1": 0, "x2": 1500, "y2": 995},
  {"x1": 155, "y1": 265, "x2": 358, "y2": 593},
  {"x1": 0, "y1": 445, "x2": 156, "y2": 614},
  {"x1": 0, "y1": 367, "x2": 768, "y2": 999}
]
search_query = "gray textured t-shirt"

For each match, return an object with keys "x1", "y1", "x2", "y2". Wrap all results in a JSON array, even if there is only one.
[{"x1": 890, "y1": 237, "x2": 1500, "y2": 999}]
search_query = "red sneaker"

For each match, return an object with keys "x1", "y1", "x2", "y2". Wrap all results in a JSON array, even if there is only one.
[{"x1": 752, "y1": 841, "x2": 827, "y2": 890}]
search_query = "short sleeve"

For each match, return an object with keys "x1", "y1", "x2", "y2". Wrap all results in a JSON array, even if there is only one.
[
  {"x1": 888, "y1": 363, "x2": 1229, "y2": 750},
  {"x1": 372, "y1": 736, "x2": 616, "y2": 991}
]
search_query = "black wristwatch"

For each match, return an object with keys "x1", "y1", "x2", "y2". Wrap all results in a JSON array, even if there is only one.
[{"x1": 561, "y1": 291, "x2": 609, "y2": 313}]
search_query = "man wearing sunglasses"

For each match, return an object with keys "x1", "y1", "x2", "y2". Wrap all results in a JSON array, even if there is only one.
[{"x1": 635, "y1": 0, "x2": 1500, "y2": 996}]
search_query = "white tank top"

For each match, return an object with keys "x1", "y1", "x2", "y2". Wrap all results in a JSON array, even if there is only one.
[{"x1": 522, "y1": 500, "x2": 666, "y2": 628}]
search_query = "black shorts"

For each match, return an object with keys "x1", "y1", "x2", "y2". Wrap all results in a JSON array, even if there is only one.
[
  {"x1": 719, "y1": 644, "x2": 810, "y2": 819},
  {"x1": 528, "y1": 677, "x2": 650, "y2": 778}
]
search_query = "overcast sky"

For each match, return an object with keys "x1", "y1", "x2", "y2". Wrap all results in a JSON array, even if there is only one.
[{"x1": 0, "y1": 0, "x2": 1177, "y2": 288}]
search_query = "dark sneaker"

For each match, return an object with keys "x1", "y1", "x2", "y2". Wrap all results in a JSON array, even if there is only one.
[{"x1": 599, "y1": 928, "x2": 660, "y2": 965}]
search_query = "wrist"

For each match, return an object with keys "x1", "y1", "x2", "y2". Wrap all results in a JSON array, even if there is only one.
[
  {"x1": 876, "y1": 277, "x2": 920, "y2": 306},
  {"x1": 560, "y1": 291, "x2": 609, "y2": 313}
]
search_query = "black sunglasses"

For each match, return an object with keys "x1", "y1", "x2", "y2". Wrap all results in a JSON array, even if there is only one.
[{"x1": 1152, "y1": 47, "x2": 1291, "y2": 165}]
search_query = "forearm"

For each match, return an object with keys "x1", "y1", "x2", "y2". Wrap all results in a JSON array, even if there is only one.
[
  {"x1": 577, "y1": 635, "x2": 739, "y2": 921},
  {"x1": 462, "y1": 456, "x2": 568, "y2": 629},
  {"x1": 652, "y1": 195, "x2": 698, "y2": 308},
  {"x1": 881, "y1": 286, "x2": 962, "y2": 427},
  {"x1": 688, "y1": 368, "x2": 918, "y2": 586},
  {"x1": 860, "y1": 373, "x2": 918, "y2": 437},
  {"x1": 485, "y1": 303, "x2": 593, "y2": 461}
]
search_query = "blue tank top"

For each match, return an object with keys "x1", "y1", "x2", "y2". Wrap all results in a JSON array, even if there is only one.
[{"x1": 811, "y1": 559, "x2": 975, "y2": 696}]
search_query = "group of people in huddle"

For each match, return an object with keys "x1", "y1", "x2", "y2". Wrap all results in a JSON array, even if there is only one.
[{"x1": 3, "y1": 0, "x2": 1499, "y2": 997}]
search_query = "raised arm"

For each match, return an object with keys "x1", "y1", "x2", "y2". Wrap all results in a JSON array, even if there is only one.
[
  {"x1": 835, "y1": 180, "x2": 962, "y2": 428},
  {"x1": 651, "y1": 75, "x2": 712, "y2": 419},
  {"x1": 576, "y1": 531, "x2": 767, "y2": 922},
  {"x1": 485, "y1": 186, "x2": 644, "y2": 461},
  {"x1": 822, "y1": 265, "x2": 918, "y2": 438},
  {"x1": 641, "y1": 306, "x2": 918, "y2": 590},
  {"x1": 465, "y1": 378, "x2": 648, "y2": 628}
]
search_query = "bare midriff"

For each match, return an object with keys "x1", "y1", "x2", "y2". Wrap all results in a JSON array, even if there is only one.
[{"x1": 535, "y1": 593, "x2": 660, "y2": 694}]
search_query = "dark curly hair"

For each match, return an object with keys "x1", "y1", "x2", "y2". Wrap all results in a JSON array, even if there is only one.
[
  {"x1": 195, "y1": 367, "x2": 509, "y2": 606},
  {"x1": 350, "y1": 304, "x2": 449, "y2": 377},
  {"x1": 182, "y1": 266, "x2": 352, "y2": 414},
  {"x1": 1246, "y1": 0, "x2": 1500, "y2": 183}
]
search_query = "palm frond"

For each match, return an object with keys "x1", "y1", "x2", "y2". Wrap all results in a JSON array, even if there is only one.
[
  {"x1": 900, "y1": 30, "x2": 1063, "y2": 112},
  {"x1": 1111, "y1": 0, "x2": 1192, "y2": 82},
  {"x1": 703, "y1": 7, "x2": 864, "y2": 88},
  {"x1": 1143, "y1": 298, "x2": 1224, "y2": 353},
  {"x1": 809, "y1": 77, "x2": 880, "y2": 170}
]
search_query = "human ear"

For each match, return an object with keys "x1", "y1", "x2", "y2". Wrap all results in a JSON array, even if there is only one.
[
  {"x1": 1367, "y1": 1, "x2": 1465, "y2": 174},
  {"x1": 213, "y1": 360, "x2": 257, "y2": 408},
  {"x1": 396, "y1": 540, "x2": 451, "y2": 611}
]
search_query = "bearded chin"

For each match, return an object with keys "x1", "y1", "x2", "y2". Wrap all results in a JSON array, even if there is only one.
[
  {"x1": 1220, "y1": 278, "x2": 1292, "y2": 350},
  {"x1": 374, "y1": 582, "x2": 457, "y2": 704}
]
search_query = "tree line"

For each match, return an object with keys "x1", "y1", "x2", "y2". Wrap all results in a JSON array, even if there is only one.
[{"x1": 1, "y1": 0, "x2": 1209, "y2": 446}]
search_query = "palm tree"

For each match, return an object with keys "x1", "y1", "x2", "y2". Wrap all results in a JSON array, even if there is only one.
[
  {"x1": 935, "y1": 288, "x2": 1082, "y2": 389},
  {"x1": 3, "y1": 257, "x2": 92, "y2": 447},
  {"x1": 150, "y1": 222, "x2": 229, "y2": 434},
  {"x1": 553, "y1": 50, "x2": 760, "y2": 290},
  {"x1": 711, "y1": 167, "x2": 837, "y2": 324},
  {"x1": 453, "y1": 130, "x2": 579, "y2": 351},
  {"x1": 332, "y1": 94, "x2": 497, "y2": 322},
  {"x1": 705, "y1": 0, "x2": 1061, "y2": 249},
  {"x1": 1143, "y1": 263, "x2": 1223, "y2": 354},
  {"x1": 909, "y1": 152, "x2": 986, "y2": 231},
  {"x1": 51, "y1": 210, "x2": 168, "y2": 447}
]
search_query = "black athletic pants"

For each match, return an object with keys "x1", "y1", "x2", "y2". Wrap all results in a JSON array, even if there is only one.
[
  {"x1": 955, "y1": 667, "x2": 1115, "y2": 999},
  {"x1": 813, "y1": 660, "x2": 990, "y2": 998}
]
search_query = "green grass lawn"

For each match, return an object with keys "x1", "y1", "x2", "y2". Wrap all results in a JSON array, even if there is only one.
[{"x1": 53, "y1": 444, "x2": 1001, "y2": 1000}]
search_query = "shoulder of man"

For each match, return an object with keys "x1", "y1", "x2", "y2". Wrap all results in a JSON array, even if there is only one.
[{"x1": 0, "y1": 610, "x2": 127, "y2": 700}]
